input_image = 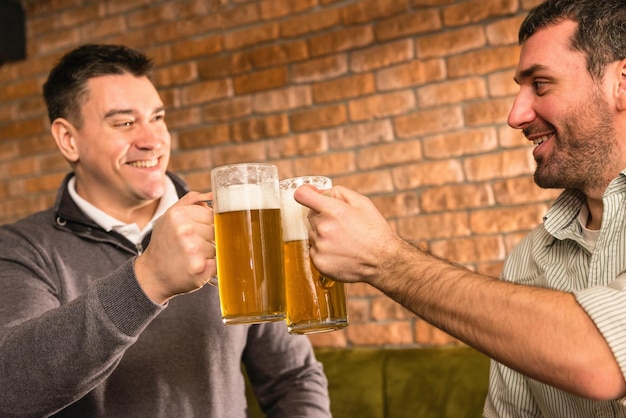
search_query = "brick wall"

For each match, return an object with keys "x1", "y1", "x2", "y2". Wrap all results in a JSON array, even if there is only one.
[{"x1": 0, "y1": 0, "x2": 558, "y2": 348}]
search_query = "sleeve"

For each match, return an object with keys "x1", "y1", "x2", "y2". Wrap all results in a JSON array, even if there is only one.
[
  {"x1": 483, "y1": 360, "x2": 542, "y2": 418},
  {"x1": 0, "y1": 224, "x2": 164, "y2": 417},
  {"x1": 574, "y1": 272, "x2": 626, "y2": 380},
  {"x1": 241, "y1": 322, "x2": 331, "y2": 418}
]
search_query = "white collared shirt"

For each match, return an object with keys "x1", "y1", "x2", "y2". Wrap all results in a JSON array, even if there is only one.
[{"x1": 67, "y1": 176, "x2": 179, "y2": 244}]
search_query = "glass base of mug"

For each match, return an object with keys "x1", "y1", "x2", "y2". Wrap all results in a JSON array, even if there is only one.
[
  {"x1": 222, "y1": 312, "x2": 285, "y2": 325},
  {"x1": 287, "y1": 319, "x2": 348, "y2": 335}
]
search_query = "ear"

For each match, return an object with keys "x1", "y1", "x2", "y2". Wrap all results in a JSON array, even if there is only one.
[
  {"x1": 615, "y1": 58, "x2": 626, "y2": 112},
  {"x1": 50, "y1": 118, "x2": 79, "y2": 163}
]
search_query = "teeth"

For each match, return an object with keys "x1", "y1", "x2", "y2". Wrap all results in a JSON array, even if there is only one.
[
  {"x1": 128, "y1": 159, "x2": 158, "y2": 168},
  {"x1": 533, "y1": 135, "x2": 550, "y2": 145}
]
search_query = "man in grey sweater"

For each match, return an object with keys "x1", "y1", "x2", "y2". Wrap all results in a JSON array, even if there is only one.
[{"x1": 0, "y1": 44, "x2": 331, "y2": 417}]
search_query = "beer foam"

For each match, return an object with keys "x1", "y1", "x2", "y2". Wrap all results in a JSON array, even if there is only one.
[
  {"x1": 280, "y1": 188, "x2": 309, "y2": 242},
  {"x1": 215, "y1": 183, "x2": 280, "y2": 213}
]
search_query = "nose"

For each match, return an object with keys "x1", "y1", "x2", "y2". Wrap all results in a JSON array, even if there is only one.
[
  {"x1": 134, "y1": 122, "x2": 169, "y2": 151},
  {"x1": 507, "y1": 88, "x2": 536, "y2": 130}
]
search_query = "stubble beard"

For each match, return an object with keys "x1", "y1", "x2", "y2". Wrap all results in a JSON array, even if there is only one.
[{"x1": 533, "y1": 90, "x2": 618, "y2": 193}]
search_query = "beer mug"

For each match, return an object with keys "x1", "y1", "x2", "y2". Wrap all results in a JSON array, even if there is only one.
[
  {"x1": 211, "y1": 163, "x2": 286, "y2": 325},
  {"x1": 280, "y1": 176, "x2": 348, "y2": 334}
]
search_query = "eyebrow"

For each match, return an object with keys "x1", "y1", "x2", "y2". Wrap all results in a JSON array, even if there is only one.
[
  {"x1": 104, "y1": 106, "x2": 166, "y2": 119},
  {"x1": 514, "y1": 64, "x2": 549, "y2": 84}
]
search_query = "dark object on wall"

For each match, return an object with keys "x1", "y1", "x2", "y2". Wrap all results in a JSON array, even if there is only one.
[{"x1": 0, "y1": 0, "x2": 26, "y2": 64}]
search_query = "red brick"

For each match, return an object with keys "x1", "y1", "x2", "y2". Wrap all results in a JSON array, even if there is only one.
[
  {"x1": 260, "y1": 0, "x2": 317, "y2": 20},
  {"x1": 219, "y1": 2, "x2": 260, "y2": 30},
  {"x1": 488, "y1": 70, "x2": 518, "y2": 97},
  {"x1": 470, "y1": 204, "x2": 549, "y2": 234},
  {"x1": 333, "y1": 169, "x2": 395, "y2": 195},
  {"x1": 233, "y1": 67, "x2": 288, "y2": 94},
  {"x1": 423, "y1": 127, "x2": 498, "y2": 159},
  {"x1": 430, "y1": 235, "x2": 506, "y2": 264},
  {"x1": 339, "y1": 0, "x2": 408, "y2": 25},
  {"x1": 464, "y1": 97, "x2": 514, "y2": 126},
  {"x1": 349, "y1": 91, "x2": 415, "y2": 121},
  {"x1": 376, "y1": 59, "x2": 445, "y2": 91},
  {"x1": 392, "y1": 159, "x2": 465, "y2": 190},
  {"x1": 180, "y1": 79, "x2": 232, "y2": 106},
  {"x1": 493, "y1": 177, "x2": 561, "y2": 205},
  {"x1": 394, "y1": 106, "x2": 464, "y2": 139},
  {"x1": 415, "y1": 320, "x2": 460, "y2": 346},
  {"x1": 224, "y1": 22, "x2": 279, "y2": 50},
  {"x1": 487, "y1": 15, "x2": 526, "y2": 46},
  {"x1": 369, "y1": 192, "x2": 418, "y2": 219},
  {"x1": 358, "y1": 141, "x2": 423, "y2": 170},
  {"x1": 168, "y1": 149, "x2": 213, "y2": 173},
  {"x1": 170, "y1": 36, "x2": 223, "y2": 62},
  {"x1": 326, "y1": 120, "x2": 394, "y2": 149},
  {"x1": 292, "y1": 54, "x2": 348, "y2": 83},
  {"x1": 197, "y1": 53, "x2": 254, "y2": 79},
  {"x1": 230, "y1": 114, "x2": 289, "y2": 142},
  {"x1": 128, "y1": 3, "x2": 177, "y2": 29},
  {"x1": 397, "y1": 212, "x2": 471, "y2": 242},
  {"x1": 248, "y1": 40, "x2": 309, "y2": 68},
  {"x1": 290, "y1": 104, "x2": 347, "y2": 132},
  {"x1": 178, "y1": 124, "x2": 230, "y2": 149},
  {"x1": 267, "y1": 132, "x2": 329, "y2": 159},
  {"x1": 418, "y1": 77, "x2": 487, "y2": 107},
  {"x1": 443, "y1": 0, "x2": 518, "y2": 26},
  {"x1": 280, "y1": 9, "x2": 340, "y2": 38},
  {"x1": 417, "y1": 26, "x2": 486, "y2": 58},
  {"x1": 350, "y1": 39, "x2": 414, "y2": 73},
  {"x1": 309, "y1": 26, "x2": 374, "y2": 57},
  {"x1": 448, "y1": 45, "x2": 521, "y2": 78},
  {"x1": 154, "y1": 63, "x2": 198, "y2": 88},
  {"x1": 420, "y1": 183, "x2": 495, "y2": 212},
  {"x1": 104, "y1": 0, "x2": 151, "y2": 15},
  {"x1": 313, "y1": 73, "x2": 376, "y2": 103},
  {"x1": 251, "y1": 86, "x2": 312, "y2": 114},
  {"x1": 307, "y1": 329, "x2": 348, "y2": 348},
  {"x1": 346, "y1": 321, "x2": 414, "y2": 346},
  {"x1": 464, "y1": 149, "x2": 534, "y2": 181},
  {"x1": 371, "y1": 297, "x2": 414, "y2": 321},
  {"x1": 213, "y1": 142, "x2": 268, "y2": 166},
  {"x1": 375, "y1": 9, "x2": 442, "y2": 41},
  {"x1": 60, "y1": 3, "x2": 103, "y2": 27},
  {"x1": 290, "y1": 152, "x2": 357, "y2": 177},
  {"x1": 201, "y1": 97, "x2": 251, "y2": 122}
]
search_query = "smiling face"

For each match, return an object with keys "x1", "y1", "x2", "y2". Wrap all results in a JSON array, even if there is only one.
[
  {"x1": 509, "y1": 19, "x2": 622, "y2": 195},
  {"x1": 56, "y1": 73, "x2": 171, "y2": 218}
]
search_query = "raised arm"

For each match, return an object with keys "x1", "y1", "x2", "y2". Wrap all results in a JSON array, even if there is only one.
[{"x1": 294, "y1": 185, "x2": 626, "y2": 400}]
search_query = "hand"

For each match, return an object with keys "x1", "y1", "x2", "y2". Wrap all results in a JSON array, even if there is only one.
[
  {"x1": 294, "y1": 185, "x2": 404, "y2": 286},
  {"x1": 135, "y1": 191, "x2": 216, "y2": 304}
]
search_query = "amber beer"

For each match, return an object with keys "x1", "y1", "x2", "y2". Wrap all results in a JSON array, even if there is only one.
[
  {"x1": 280, "y1": 176, "x2": 348, "y2": 334},
  {"x1": 211, "y1": 164, "x2": 286, "y2": 325}
]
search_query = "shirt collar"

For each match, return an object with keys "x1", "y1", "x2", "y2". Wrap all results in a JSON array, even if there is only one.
[{"x1": 67, "y1": 176, "x2": 179, "y2": 243}]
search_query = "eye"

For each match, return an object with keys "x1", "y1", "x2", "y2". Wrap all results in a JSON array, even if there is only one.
[
  {"x1": 113, "y1": 120, "x2": 134, "y2": 128},
  {"x1": 533, "y1": 79, "x2": 549, "y2": 95}
]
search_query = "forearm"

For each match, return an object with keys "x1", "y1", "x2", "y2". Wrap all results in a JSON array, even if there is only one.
[
  {"x1": 0, "y1": 261, "x2": 162, "y2": 416},
  {"x1": 373, "y1": 239, "x2": 625, "y2": 400}
]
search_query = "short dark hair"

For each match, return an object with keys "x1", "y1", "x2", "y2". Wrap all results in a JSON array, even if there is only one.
[
  {"x1": 42, "y1": 44, "x2": 154, "y2": 128},
  {"x1": 519, "y1": 0, "x2": 626, "y2": 80}
]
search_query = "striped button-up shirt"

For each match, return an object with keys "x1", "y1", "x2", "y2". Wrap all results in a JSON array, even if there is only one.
[{"x1": 484, "y1": 173, "x2": 626, "y2": 417}]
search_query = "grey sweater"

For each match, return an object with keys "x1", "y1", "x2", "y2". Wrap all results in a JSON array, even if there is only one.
[{"x1": 0, "y1": 173, "x2": 331, "y2": 418}]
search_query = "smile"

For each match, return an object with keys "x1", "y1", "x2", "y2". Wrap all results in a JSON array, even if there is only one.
[
  {"x1": 532, "y1": 134, "x2": 552, "y2": 146},
  {"x1": 127, "y1": 159, "x2": 159, "y2": 168}
]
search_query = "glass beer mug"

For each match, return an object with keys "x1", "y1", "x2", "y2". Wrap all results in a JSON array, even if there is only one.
[
  {"x1": 211, "y1": 163, "x2": 286, "y2": 325},
  {"x1": 279, "y1": 176, "x2": 348, "y2": 334}
]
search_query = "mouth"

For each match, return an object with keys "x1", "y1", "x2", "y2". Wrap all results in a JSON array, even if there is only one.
[
  {"x1": 529, "y1": 133, "x2": 554, "y2": 146},
  {"x1": 126, "y1": 158, "x2": 159, "y2": 169}
]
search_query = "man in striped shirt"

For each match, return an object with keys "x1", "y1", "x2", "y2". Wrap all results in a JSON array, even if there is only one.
[{"x1": 295, "y1": 0, "x2": 626, "y2": 415}]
